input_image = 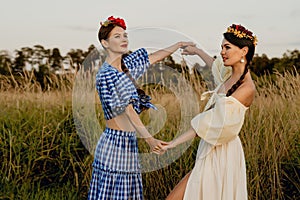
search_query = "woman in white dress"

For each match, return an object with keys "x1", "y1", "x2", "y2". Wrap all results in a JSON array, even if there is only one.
[{"x1": 161, "y1": 24, "x2": 258, "y2": 200}]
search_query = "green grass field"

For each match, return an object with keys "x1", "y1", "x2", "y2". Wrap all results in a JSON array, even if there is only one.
[{"x1": 0, "y1": 71, "x2": 299, "y2": 199}]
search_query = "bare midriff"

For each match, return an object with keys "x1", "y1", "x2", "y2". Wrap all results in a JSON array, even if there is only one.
[{"x1": 105, "y1": 113, "x2": 135, "y2": 132}]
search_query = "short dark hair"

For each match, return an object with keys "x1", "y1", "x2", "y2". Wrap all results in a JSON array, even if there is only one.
[{"x1": 98, "y1": 23, "x2": 117, "y2": 43}]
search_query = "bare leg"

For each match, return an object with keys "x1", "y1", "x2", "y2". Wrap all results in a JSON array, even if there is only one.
[{"x1": 166, "y1": 171, "x2": 191, "y2": 200}]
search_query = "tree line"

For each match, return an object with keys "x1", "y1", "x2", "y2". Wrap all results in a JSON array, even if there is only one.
[{"x1": 0, "y1": 44, "x2": 299, "y2": 90}]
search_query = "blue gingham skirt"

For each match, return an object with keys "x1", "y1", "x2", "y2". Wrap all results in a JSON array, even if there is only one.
[{"x1": 88, "y1": 127, "x2": 143, "y2": 200}]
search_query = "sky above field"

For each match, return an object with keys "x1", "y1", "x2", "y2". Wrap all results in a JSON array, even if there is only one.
[{"x1": 1, "y1": 0, "x2": 300, "y2": 59}]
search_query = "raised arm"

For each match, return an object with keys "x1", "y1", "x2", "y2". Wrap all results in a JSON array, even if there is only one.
[
  {"x1": 148, "y1": 42, "x2": 195, "y2": 65},
  {"x1": 181, "y1": 45, "x2": 214, "y2": 68}
]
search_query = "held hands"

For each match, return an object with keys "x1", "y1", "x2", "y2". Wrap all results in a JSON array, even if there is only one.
[
  {"x1": 145, "y1": 137, "x2": 169, "y2": 154},
  {"x1": 147, "y1": 138, "x2": 177, "y2": 155},
  {"x1": 179, "y1": 41, "x2": 196, "y2": 50},
  {"x1": 160, "y1": 141, "x2": 176, "y2": 152},
  {"x1": 181, "y1": 44, "x2": 200, "y2": 56},
  {"x1": 149, "y1": 128, "x2": 196, "y2": 154}
]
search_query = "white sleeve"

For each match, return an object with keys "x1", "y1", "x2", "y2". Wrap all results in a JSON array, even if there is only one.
[
  {"x1": 191, "y1": 96, "x2": 246, "y2": 145},
  {"x1": 211, "y1": 56, "x2": 232, "y2": 85}
]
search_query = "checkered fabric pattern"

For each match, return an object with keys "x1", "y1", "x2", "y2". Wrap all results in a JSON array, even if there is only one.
[
  {"x1": 93, "y1": 128, "x2": 140, "y2": 172},
  {"x1": 87, "y1": 128, "x2": 143, "y2": 200},
  {"x1": 88, "y1": 48, "x2": 152, "y2": 199},
  {"x1": 96, "y1": 48, "x2": 152, "y2": 120},
  {"x1": 122, "y1": 48, "x2": 150, "y2": 80}
]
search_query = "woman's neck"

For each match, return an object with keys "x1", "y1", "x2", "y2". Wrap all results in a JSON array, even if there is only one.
[
  {"x1": 106, "y1": 54, "x2": 122, "y2": 71},
  {"x1": 231, "y1": 63, "x2": 246, "y2": 80}
]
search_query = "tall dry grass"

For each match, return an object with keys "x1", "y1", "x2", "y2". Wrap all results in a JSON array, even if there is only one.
[
  {"x1": 0, "y1": 72, "x2": 93, "y2": 199},
  {"x1": 241, "y1": 71, "x2": 300, "y2": 199},
  {"x1": 0, "y1": 69, "x2": 299, "y2": 199}
]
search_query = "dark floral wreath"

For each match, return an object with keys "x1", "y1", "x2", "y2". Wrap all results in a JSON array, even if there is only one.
[{"x1": 226, "y1": 24, "x2": 258, "y2": 46}]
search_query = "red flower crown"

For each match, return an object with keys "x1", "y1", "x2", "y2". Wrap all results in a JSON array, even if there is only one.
[
  {"x1": 226, "y1": 24, "x2": 258, "y2": 46},
  {"x1": 100, "y1": 16, "x2": 126, "y2": 30}
]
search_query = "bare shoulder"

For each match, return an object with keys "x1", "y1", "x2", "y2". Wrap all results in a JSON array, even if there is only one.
[{"x1": 231, "y1": 79, "x2": 256, "y2": 107}]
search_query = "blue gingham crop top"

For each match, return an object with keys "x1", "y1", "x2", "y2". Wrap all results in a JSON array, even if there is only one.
[{"x1": 96, "y1": 48, "x2": 155, "y2": 120}]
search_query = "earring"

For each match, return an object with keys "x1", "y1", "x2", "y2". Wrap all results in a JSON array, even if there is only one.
[{"x1": 240, "y1": 58, "x2": 245, "y2": 63}]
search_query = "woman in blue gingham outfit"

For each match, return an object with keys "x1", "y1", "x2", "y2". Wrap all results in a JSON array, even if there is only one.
[{"x1": 87, "y1": 15, "x2": 194, "y2": 200}]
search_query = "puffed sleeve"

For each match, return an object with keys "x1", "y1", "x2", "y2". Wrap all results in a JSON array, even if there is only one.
[
  {"x1": 97, "y1": 70, "x2": 138, "y2": 116},
  {"x1": 191, "y1": 96, "x2": 247, "y2": 145},
  {"x1": 123, "y1": 48, "x2": 150, "y2": 80},
  {"x1": 211, "y1": 56, "x2": 232, "y2": 85}
]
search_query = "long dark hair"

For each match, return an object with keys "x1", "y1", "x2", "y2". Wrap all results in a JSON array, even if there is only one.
[
  {"x1": 223, "y1": 25, "x2": 256, "y2": 96},
  {"x1": 121, "y1": 53, "x2": 145, "y2": 94},
  {"x1": 121, "y1": 53, "x2": 150, "y2": 112}
]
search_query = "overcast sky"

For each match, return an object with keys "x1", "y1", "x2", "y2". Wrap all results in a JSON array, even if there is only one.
[{"x1": 1, "y1": 0, "x2": 299, "y2": 59}]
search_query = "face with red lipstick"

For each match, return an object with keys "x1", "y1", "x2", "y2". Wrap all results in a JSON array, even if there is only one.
[
  {"x1": 100, "y1": 26, "x2": 128, "y2": 54},
  {"x1": 220, "y1": 38, "x2": 248, "y2": 67}
]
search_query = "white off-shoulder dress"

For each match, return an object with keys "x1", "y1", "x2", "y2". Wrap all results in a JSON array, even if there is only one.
[{"x1": 183, "y1": 57, "x2": 248, "y2": 200}]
